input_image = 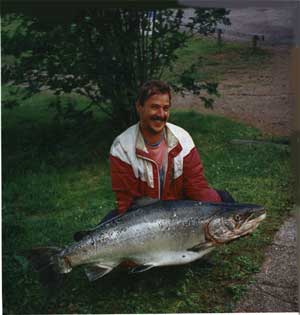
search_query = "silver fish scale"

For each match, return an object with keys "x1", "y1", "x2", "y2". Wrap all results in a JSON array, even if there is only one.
[
  {"x1": 44, "y1": 200, "x2": 266, "y2": 281},
  {"x1": 61, "y1": 201, "x2": 217, "y2": 268}
]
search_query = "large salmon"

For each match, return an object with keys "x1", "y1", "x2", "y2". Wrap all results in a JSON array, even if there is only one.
[{"x1": 27, "y1": 200, "x2": 266, "y2": 281}]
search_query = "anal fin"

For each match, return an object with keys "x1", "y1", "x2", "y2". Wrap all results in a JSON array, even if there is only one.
[{"x1": 84, "y1": 264, "x2": 114, "y2": 281}]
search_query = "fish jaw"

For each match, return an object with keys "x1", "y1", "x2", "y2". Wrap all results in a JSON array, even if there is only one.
[{"x1": 235, "y1": 211, "x2": 267, "y2": 236}]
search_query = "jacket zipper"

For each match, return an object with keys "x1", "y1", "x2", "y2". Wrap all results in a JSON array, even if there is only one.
[
  {"x1": 161, "y1": 151, "x2": 169, "y2": 199},
  {"x1": 136, "y1": 154, "x2": 161, "y2": 199}
]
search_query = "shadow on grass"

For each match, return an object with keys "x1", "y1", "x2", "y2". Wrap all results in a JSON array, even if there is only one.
[{"x1": 38, "y1": 256, "x2": 216, "y2": 313}]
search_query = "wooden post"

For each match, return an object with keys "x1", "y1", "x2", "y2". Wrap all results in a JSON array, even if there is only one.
[
  {"x1": 251, "y1": 34, "x2": 264, "y2": 50},
  {"x1": 217, "y1": 28, "x2": 222, "y2": 47},
  {"x1": 252, "y1": 35, "x2": 259, "y2": 49}
]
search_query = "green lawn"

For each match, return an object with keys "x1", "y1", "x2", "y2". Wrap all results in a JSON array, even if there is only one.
[{"x1": 2, "y1": 92, "x2": 293, "y2": 313}]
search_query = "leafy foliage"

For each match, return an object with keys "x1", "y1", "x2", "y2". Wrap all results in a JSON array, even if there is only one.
[{"x1": 2, "y1": 8, "x2": 230, "y2": 128}]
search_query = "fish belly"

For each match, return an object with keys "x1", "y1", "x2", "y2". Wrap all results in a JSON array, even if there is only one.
[{"x1": 131, "y1": 247, "x2": 214, "y2": 267}]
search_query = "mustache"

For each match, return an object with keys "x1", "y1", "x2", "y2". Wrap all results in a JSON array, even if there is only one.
[{"x1": 150, "y1": 116, "x2": 167, "y2": 122}]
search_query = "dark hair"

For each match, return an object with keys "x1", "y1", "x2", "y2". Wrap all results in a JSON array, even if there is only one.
[{"x1": 137, "y1": 80, "x2": 171, "y2": 106}]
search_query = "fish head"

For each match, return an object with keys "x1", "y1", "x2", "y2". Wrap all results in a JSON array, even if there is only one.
[{"x1": 206, "y1": 203, "x2": 266, "y2": 243}]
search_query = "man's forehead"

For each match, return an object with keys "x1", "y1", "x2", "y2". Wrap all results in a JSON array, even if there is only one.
[{"x1": 147, "y1": 93, "x2": 170, "y2": 104}]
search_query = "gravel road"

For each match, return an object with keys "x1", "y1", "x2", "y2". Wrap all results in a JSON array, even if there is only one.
[
  {"x1": 182, "y1": 6, "x2": 295, "y2": 45},
  {"x1": 173, "y1": 44, "x2": 293, "y2": 136},
  {"x1": 175, "y1": 7, "x2": 294, "y2": 136}
]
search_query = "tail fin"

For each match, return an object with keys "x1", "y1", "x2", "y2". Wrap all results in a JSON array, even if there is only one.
[
  {"x1": 25, "y1": 247, "x2": 62, "y2": 272},
  {"x1": 23, "y1": 247, "x2": 66, "y2": 288}
]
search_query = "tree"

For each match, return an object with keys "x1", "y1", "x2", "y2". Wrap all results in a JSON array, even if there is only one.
[{"x1": 2, "y1": 7, "x2": 230, "y2": 129}]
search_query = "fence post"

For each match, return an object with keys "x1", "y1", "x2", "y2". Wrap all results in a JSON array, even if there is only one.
[
  {"x1": 217, "y1": 28, "x2": 223, "y2": 47},
  {"x1": 252, "y1": 34, "x2": 259, "y2": 49}
]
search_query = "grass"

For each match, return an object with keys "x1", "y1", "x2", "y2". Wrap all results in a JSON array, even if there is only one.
[{"x1": 2, "y1": 88, "x2": 293, "y2": 313}]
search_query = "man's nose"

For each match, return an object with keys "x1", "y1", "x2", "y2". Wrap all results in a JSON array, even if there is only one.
[{"x1": 157, "y1": 107, "x2": 165, "y2": 117}]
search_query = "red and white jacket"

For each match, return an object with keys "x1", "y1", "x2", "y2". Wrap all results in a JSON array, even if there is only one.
[{"x1": 109, "y1": 122, "x2": 221, "y2": 213}]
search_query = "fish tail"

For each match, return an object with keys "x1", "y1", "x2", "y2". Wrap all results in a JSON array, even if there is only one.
[
  {"x1": 24, "y1": 247, "x2": 61, "y2": 271},
  {"x1": 23, "y1": 247, "x2": 67, "y2": 288}
]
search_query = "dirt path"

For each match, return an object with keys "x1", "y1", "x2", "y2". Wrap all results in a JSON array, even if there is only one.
[
  {"x1": 173, "y1": 45, "x2": 293, "y2": 137},
  {"x1": 173, "y1": 43, "x2": 298, "y2": 312},
  {"x1": 234, "y1": 212, "x2": 298, "y2": 312}
]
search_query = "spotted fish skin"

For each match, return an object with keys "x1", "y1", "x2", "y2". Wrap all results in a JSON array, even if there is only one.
[{"x1": 27, "y1": 200, "x2": 266, "y2": 281}]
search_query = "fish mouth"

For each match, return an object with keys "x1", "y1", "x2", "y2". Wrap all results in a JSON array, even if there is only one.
[
  {"x1": 247, "y1": 209, "x2": 266, "y2": 223},
  {"x1": 237, "y1": 209, "x2": 266, "y2": 236}
]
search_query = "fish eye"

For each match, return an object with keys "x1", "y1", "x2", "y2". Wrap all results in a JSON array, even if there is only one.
[{"x1": 234, "y1": 214, "x2": 241, "y2": 222}]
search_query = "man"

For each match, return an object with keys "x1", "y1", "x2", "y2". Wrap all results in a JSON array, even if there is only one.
[
  {"x1": 109, "y1": 80, "x2": 233, "y2": 215},
  {"x1": 74, "y1": 80, "x2": 234, "y2": 241}
]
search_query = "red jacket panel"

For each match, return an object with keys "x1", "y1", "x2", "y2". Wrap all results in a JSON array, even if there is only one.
[{"x1": 109, "y1": 123, "x2": 221, "y2": 213}]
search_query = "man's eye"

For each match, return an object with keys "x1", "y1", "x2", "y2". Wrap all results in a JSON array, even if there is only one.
[{"x1": 152, "y1": 105, "x2": 160, "y2": 110}]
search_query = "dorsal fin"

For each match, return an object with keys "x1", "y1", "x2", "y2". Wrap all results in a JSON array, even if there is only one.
[{"x1": 130, "y1": 197, "x2": 160, "y2": 209}]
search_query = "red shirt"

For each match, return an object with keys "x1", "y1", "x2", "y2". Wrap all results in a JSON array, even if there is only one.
[
  {"x1": 146, "y1": 138, "x2": 167, "y2": 169},
  {"x1": 146, "y1": 138, "x2": 168, "y2": 196}
]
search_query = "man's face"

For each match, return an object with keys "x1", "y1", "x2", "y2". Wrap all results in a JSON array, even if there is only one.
[{"x1": 136, "y1": 93, "x2": 171, "y2": 136}]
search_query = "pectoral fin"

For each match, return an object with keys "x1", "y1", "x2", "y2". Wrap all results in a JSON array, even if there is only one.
[
  {"x1": 84, "y1": 264, "x2": 114, "y2": 281},
  {"x1": 187, "y1": 242, "x2": 213, "y2": 252}
]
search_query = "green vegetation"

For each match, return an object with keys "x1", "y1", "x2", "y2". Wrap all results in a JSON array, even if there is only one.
[{"x1": 3, "y1": 88, "x2": 292, "y2": 313}]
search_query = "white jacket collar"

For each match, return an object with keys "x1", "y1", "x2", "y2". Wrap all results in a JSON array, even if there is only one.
[{"x1": 135, "y1": 122, "x2": 180, "y2": 154}]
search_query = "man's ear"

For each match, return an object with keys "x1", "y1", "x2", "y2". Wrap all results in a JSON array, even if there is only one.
[{"x1": 136, "y1": 101, "x2": 141, "y2": 114}]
